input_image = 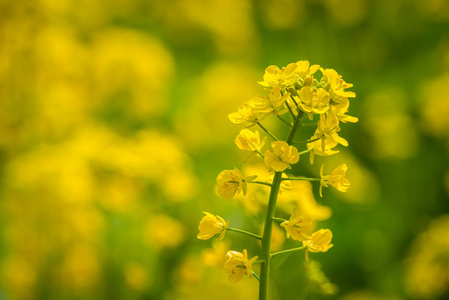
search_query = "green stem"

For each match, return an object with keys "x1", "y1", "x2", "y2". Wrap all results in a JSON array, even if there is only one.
[
  {"x1": 252, "y1": 271, "x2": 261, "y2": 282},
  {"x1": 257, "y1": 122, "x2": 279, "y2": 141},
  {"x1": 227, "y1": 227, "x2": 262, "y2": 240},
  {"x1": 299, "y1": 122, "x2": 317, "y2": 127},
  {"x1": 271, "y1": 246, "x2": 306, "y2": 257},
  {"x1": 254, "y1": 259, "x2": 265, "y2": 265},
  {"x1": 292, "y1": 137, "x2": 320, "y2": 145},
  {"x1": 259, "y1": 110, "x2": 304, "y2": 300},
  {"x1": 272, "y1": 217, "x2": 288, "y2": 223},
  {"x1": 298, "y1": 148, "x2": 313, "y2": 156},
  {"x1": 259, "y1": 171, "x2": 282, "y2": 300},
  {"x1": 249, "y1": 181, "x2": 272, "y2": 187},
  {"x1": 290, "y1": 95, "x2": 300, "y2": 110},
  {"x1": 281, "y1": 177, "x2": 320, "y2": 182},
  {"x1": 255, "y1": 149, "x2": 265, "y2": 158},
  {"x1": 285, "y1": 102, "x2": 296, "y2": 119},
  {"x1": 276, "y1": 115, "x2": 292, "y2": 127}
]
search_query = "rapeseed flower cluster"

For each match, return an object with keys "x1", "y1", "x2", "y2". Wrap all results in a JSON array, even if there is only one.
[{"x1": 198, "y1": 60, "x2": 357, "y2": 299}]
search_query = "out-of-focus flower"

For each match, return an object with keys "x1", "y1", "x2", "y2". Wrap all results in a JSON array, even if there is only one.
[
  {"x1": 364, "y1": 88, "x2": 419, "y2": 159},
  {"x1": 279, "y1": 180, "x2": 332, "y2": 221},
  {"x1": 320, "y1": 164, "x2": 350, "y2": 197},
  {"x1": 281, "y1": 208, "x2": 313, "y2": 241},
  {"x1": 303, "y1": 229, "x2": 334, "y2": 262},
  {"x1": 224, "y1": 249, "x2": 258, "y2": 282},
  {"x1": 124, "y1": 262, "x2": 151, "y2": 292},
  {"x1": 144, "y1": 214, "x2": 186, "y2": 250},
  {"x1": 235, "y1": 129, "x2": 267, "y2": 153},
  {"x1": 197, "y1": 212, "x2": 229, "y2": 240},
  {"x1": 258, "y1": 63, "x2": 297, "y2": 90},
  {"x1": 201, "y1": 239, "x2": 231, "y2": 267},
  {"x1": 216, "y1": 168, "x2": 255, "y2": 199},
  {"x1": 296, "y1": 86, "x2": 330, "y2": 119},
  {"x1": 404, "y1": 215, "x2": 449, "y2": 299},
  {"x1": 305, "y1": 260, "x2": 338, "y2": 295},
  {"x1": 264, "y1": 141, "x2": 299, "y2": 172}
]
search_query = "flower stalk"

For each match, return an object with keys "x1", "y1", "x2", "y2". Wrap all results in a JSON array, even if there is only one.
[{"x1": 198, "y1": 60, "x2": 357, "y2": 300}]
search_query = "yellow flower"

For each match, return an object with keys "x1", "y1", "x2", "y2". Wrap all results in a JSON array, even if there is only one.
[
  {"x1": 321, "y1": 68, "x2": 355, "y2": 101},
  {"x1": 264, "y1": 141, "x2": 299, "y2": 172},
  {"x1": 320, "y1": 164, "x2": 350, "y2": 197},
  {"x1": 296, "y1": 86, "x2": 330, "y2": 119},
  {"x1": 216, "y1": 168, "x2": 255, "y2": 199},
  {"x1": 330, "y1": 98, "x2": 358, "y2": 123},
  {"x1": 280, "y1": 208, "x2": 313, "y2": 241},
  {"x1": 317, "y1": 111, "x2": 348, "y2": 147},
  {"x1": 224, "y1": 249, "x2": 258, "y2": 282},
  {"x1": 258, "y1": 63, "x2": 298, "y2": 90},
  {"x1": 295, "y1": 60, "x2": 320, "y2": 81},
  {"x1": 248, "y1": 86, "x2": 290, "y2": 115},
  {"x1": 234, "y1": 129, "x2": 267, "y2": 152},
  {"x1": 303, "y1": 229, "x2": 334, "y2": 262},
  {"x1": 228, "y1": 103, "x2": 268, "y2": 125},
  {"x1": 197, "y1": 212, "x2": 229, "y2": 240},
  {"x1": 307, "y1": 135, "x2": 339, "y2": 165}
]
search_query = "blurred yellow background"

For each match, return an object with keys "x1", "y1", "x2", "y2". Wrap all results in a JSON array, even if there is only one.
[{"x1": 1, "y1": 0, "x2": 449, "y2": 299}]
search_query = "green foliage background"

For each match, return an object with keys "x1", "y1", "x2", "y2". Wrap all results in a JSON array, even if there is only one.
[{"x1": 1, "y1": 0, "x2": 449, "y2": 299}]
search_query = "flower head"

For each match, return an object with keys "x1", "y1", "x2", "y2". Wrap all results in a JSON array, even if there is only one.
[
  {"x1": 280, "y1": 208, "x2": 313, "y2": 241},
  {"x1": 264, "y1": 141, "x2": 299, "y2": 172},
  {"x1": 235, "y1": 129, "x2": 267, "y2": 153},
  {"x1": 303, "y1": 229, "x2": 334, "y2": 262},
  {"x1": 224, "y1": 249, "x2": 258, "y2": 282},
  {"x1": 258, "y1": 63, "x2": 298, "y2": 90},
  {"x1": 197, "y1": 212, "x2": 229, "y2": 240},
  {"x1": 216, "y1": 168, "x2": 255, "y2": 199},
  {"x1": 320, "y1": 164, "x2": 350, "y2": 197},
  {"x1": 296, "y1": 86, "x2": 330, "y2": 119}
]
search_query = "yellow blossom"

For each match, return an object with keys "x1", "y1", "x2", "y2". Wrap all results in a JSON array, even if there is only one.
[
  {"x1": 234, "y1": 129, "x2": 267, "y2": 153},
  {"x1": 317, "y1": 111, "x2": 348, "y2": 147},
  {"x1": 330, "y1": 98, "x2": 358, "y2": 123},
  {"x1": 280, "y1": 208, "x2": 313, "y2": 241},
  {"x1": 224, "y1": 249, "x2": 258, "y2": 282},
  {"x1": 321, "y1": 68, "x2": 356, "y2": 101},
  {"x1": 216, "y1": 168, "x2": 255, "y2": 199},
  {"x1": 264, "y1": 141, "x2": 299, "y2": 172},
  {"x1": 228, "y1": 102, "x2": 268, "y2": 125},
  {"x1": 307, "y1": 135, "x2": 340, "y2": 165},
  {"x1": 248, "y1": 86, "x2": 290, "y2": 115},
  {"x1": 197, "y1": 212, "x2": 229, "y2": 240},
  {"x1": 320, "y1": 164, "x2": 350, "y2": 197},
  {"x1": 303, "y1": 229, "x2": 334, "y2": 262},
  {"x1": 258, "y1": 63, "x2": 298, "y2": 90},
  {"x1": 296, "y1": 86, "x2": 330, "y2": 119},
  {"x1": 295, "y1": 60, "x2": 320, "y2": 81}
]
